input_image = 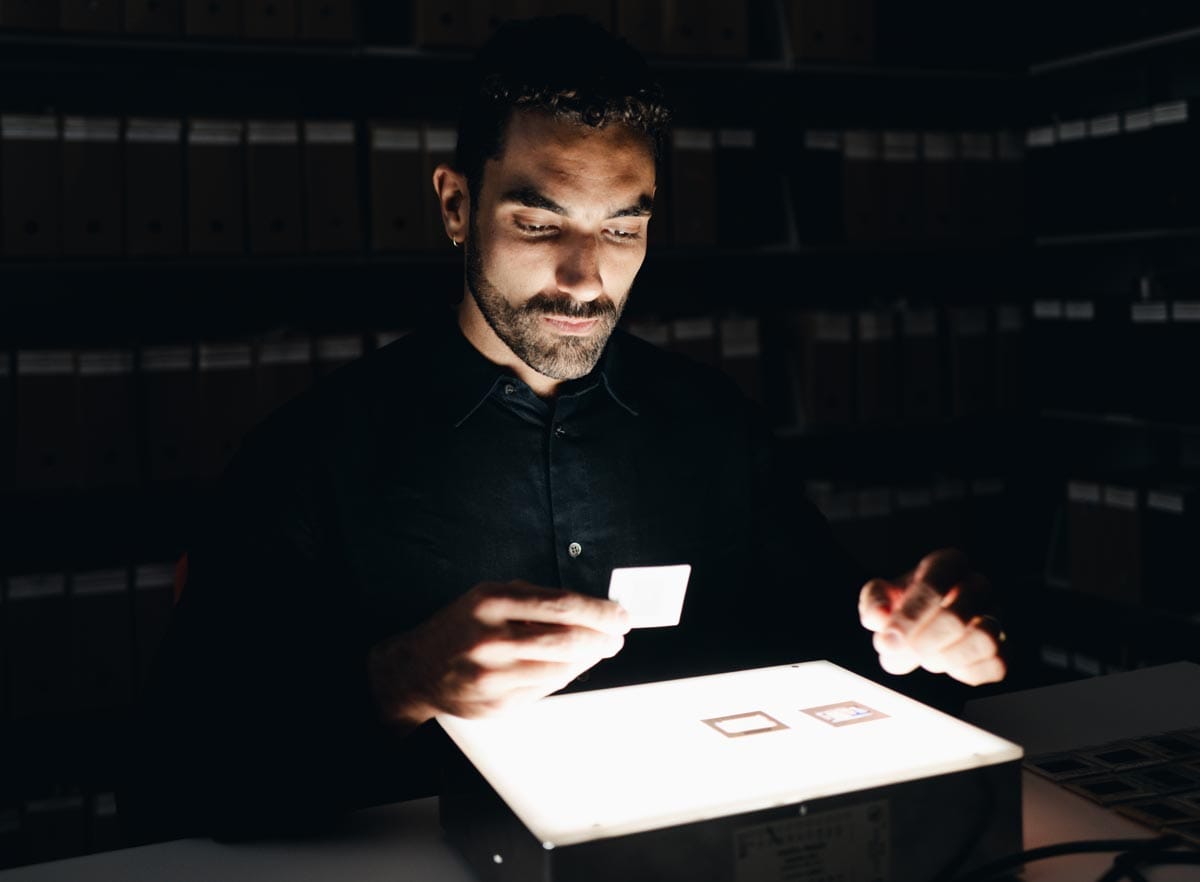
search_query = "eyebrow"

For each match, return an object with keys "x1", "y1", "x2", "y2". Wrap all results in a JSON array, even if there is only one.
[{"x1": 499, "y1": 185, "x2": 653, "y2": 219}]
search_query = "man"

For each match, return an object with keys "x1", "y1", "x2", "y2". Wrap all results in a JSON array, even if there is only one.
[{"x1": 121, "y1": 15, "x2": 1004, "y2": 844}]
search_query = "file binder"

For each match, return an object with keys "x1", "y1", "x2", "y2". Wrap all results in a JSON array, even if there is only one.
[
  {"x1": 139, "y1": 344, "x2": 197, "y2": 484},
  {"x1": 124, "y1": 0, "x2": 182, "y2": 34},
  {"x1": 246, "y1": 120, "x2": 303, "y2": 254},
  {"x1": 1, "y1": 115, "x2": 61, "y2": 257},
  {"x1": 303, "y1": 120, "x2": 362, "y2": 253},
  {"x1": 61, "y1": 116, "x2": 122, "y2": 256},
  {"x1": 187, "y1": 118, "x2": 245, "y2": 254},
  {"x1": 125, "y1": 118, "x2": 184, "y2": 256},
  {"x1": 14, "y1": 351, "x2": 79, "y2": 491},
  {"x1": 369, "y1": 122, "x2": 427, "y2": 251},
  {"x1": 77, "y1": 350, "x2": 138, "y2": 488}
]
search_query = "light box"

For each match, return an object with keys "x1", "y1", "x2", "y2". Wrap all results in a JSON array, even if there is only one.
[{"x1": 438, "y1": 661, "x2": 1023, "y2": 882}]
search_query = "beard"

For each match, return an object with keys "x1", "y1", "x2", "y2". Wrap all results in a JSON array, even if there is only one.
[{"x1": 464, "y1": 217, "x2": 627, "y2": 381}]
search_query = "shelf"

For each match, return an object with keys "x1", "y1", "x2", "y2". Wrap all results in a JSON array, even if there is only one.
[
  {"x1": 1041, "y1": 409, "x2": 1200, "y2": 435},
  {"x1": 1030, "y1": 23, "x2": 1200, "y2": 76},
  {"x1": 1035, "y1": 228, "x2": 1200, "y2": 248}
]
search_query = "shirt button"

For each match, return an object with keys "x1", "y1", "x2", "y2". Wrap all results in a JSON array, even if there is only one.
[
  {"x1": 568, "y1": 542, "x2": 582, "y2": 558},
  {"x1": 504, "y1": 383, "x2": 516, "y2": 395},
  {"x1": 554, "y1": 424, "x2": 567, "y2": 438}
]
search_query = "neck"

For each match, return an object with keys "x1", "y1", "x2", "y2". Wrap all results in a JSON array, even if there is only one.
[{"x1": 456, "y1": 286, "x2": 561, "y2": 399}]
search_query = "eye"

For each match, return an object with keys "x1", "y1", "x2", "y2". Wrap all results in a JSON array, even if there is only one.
[
  {"x1": 515, "y1": 221, "x2": 557, "y2": 237},
  {"x1": 604, "y1": 227, "x2": 642, "y2": 242}
]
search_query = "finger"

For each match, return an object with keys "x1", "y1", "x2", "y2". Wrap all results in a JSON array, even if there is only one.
[
  {"x1": 946, "y1": 655, "x2": 1007, "y2": 687},
  {"x1": 877, "y1": 647, "x2": 921, "y2": 676},
  {"x1": 469, "y1": 623, "x2": 625, "y2": 665},
  {"x1": 858, "y1": 579, "x2": 903, "y2": 631},
  {"x1": 922, "y1": 622, "x2": 1002, "y2": 674},
  {"x1": 906, "y1": 607, "x2": 969, "y2": 661},
  {"x1": 471, "y1": 581, "x2": 631, "y2": 635},
  {"x1": 880, "y1": 580, "x2": 944, "y2": 647},
  {"x1": 466, "y1": 659, "x2": 581, "y2": 701},
  {"x1": 910, "y1": 548, "x2": 972, "y2": 594}
]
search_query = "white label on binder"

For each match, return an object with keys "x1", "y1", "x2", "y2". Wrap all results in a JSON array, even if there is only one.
[
  {"x1": 127, "y1": 118, "x2": 182, "y2": 144},
  {"x1": 673, "y1": 128, "x2": 715, "y2": 151},
  {"x1": 247, "y1": 120, "x2": 299, "y2": 145},
  {"x1": 1025, "y1": 126, "x2": 1056, "y2": 149},
  {"x1": 189, "y1": 119, "x2": 244, "y2": 145},
  {"x1": 371, "y1": 125, "x2": 420, "y2": 152},
  {"x1": 63, "y1": 117, "x2": 120, "y2": 143},
  {"x1": 1033, "y1": 300, "x2": 1064, "y2": 320},
  {"x1": 1151, "y1": 100, "x2": 1189, "y2": 127},
  {"x1": 1147, "y1": 491, "x2": 1185, "y2": 515},
  {"x1": 717, "y1": 129, "x2": 755, "y2": 149},
  {"x1": 1088, "y1": 114, "x2": 1121, "y2": 139},
  {"x1": 424, "y1": 127, "x2": 457, "y2": 152},
  {"x1": 1123, "y1": 108, "x2": 1153, "y2": 133},
  {"x1": 1055, "y1": 120, "x2": 1087, "y2": 143},
  {"x1": 8, "y1": 573, "x2": 66, "y2": 600},
  {"x1": 0, "y1": 115, "x2": 58, "y2": 140},
  {"x1": 260, "y1": 340, "x2": 312, "y2": 366},
  {"x1": 719, "y1": 318, "x2": 761, "y2": 358},
  {"x1": 140, "y1": 345, "x2": 192, "y2": 372},
  {"x1": 804, "y1": 130, "x2": 841, "y2": 151},
  {"x1": 626, "y1": 321, "x2": 670, "y2": 346},
  {"x1": 921, "y1": 131, "x2": 957, "y2": 161},
  {"x1": 304, "y1": 121, "x2": 355, "y2": 145},
  {"x1": 1171, "y1": 302, "x2": 1200, "y2": 323},
  {"x1": 902, "y1": 309, "x2": 938, "y2": 337},
  {"x1": 318, "y1": 335, "x2": 364, "y2": 362},
  {"x1": 1067, "y1": 481, "x2": 1102, "y2": 504},
  {"x1": 813, "y1": 313, "x2": 853, "y2": 343},
  {"x1": 78, "y1": 350, "x2": 133, "y2": 376},
  {"x1": 883, "y1": 131, "x2": 918, "y2": 162},
  {"x1": 1064, "y1": 301, "x2": 1095, "y2": 321},
  {"x1": 17, "y1": 350, "x2": 74, "y2": 376},
  {"x1": 199, "y1": 343, "x2": 252, "y2": 371},
  {"x1": 671, "y1": 317, "x2": 716, "y2": 342},
  {"x1": 843, "y1": 130, "x2": 880, "y2": 160},
  {"x1": 1131, "y1": 302, "x2": 1168, "y2": 323},
  {"x1": 135, "y1": 563, "x2": 176, "y2": 590},
  {"x1": 857, "y1": 312, "x2": 894, "y2": 342},
  {"x1": 1103, "y1": 486, "x2": 1138, "y2": 511},
  {"x1": 73, "y1": 569, "x2": 128, "y2": 597},
  {"x1": 934, "y1": 479, "x2": 967, "y2": 502}
]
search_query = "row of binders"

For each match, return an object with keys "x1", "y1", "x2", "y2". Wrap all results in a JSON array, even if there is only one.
[
  {"x1": 0, "y1": 790, "x2": 120, "y2": 871},
  {"x1": 0, "y1": 114, "x2": 1028, "y2": 258},
  {"x1": 0, "y1": 0, "x2": 355, "y2": 41},
  {"x1": 1066, "y1": 480, "x2": 1198, "y2": 615},
  {"x1": 0, "y1": 331, "x2": 407, "y2": 492},
  {"x1": 0, "y1": 562, "x2": 175, "y2": 720},
  {"x1": 807, "y1": 476, "x2": 1015, "y2": 583},
  {"x1": 1030, "y1": 299, "x2": 1200, "y2": 424},
  {"x1": 1027, "y1": 100, "x2": 1197, "y2": 235},
  {"x1": 774, "y1": 304, "x2": 1025, "y2": 432}
]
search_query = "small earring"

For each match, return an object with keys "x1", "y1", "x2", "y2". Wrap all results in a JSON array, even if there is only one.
[{"x1": 449, "y1": 235, "x2": 459, "y2": 248}]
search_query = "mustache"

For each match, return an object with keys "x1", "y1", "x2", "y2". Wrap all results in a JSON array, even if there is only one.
[{"x1": 522, "y1": 292, "x2": 617, "y2": 320}]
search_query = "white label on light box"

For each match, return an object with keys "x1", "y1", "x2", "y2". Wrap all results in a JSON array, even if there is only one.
[
  {"x1": 188, "y1": 119, "x2": 243, "y2": 146},
  {"x1": 843, "y1": 130, "x2": 880, "y2": 160},
  {"x1": 717, "y1": 129, "x2": 755, "y2": 149},
  {"x1": 1172, "y1": 302, "x2": 1200, "y2": 323},
  {"x1": 1064, "y1": 301, "x2": 1095, "y2": 321},
  {"x1": 1123, "y1": 108, "x2": 1153, "y2": 133},
  {"x1": 997, "y1": 305, "x2": 1024, "y2": 332},
  {"x1": 607, "y1": 564, "x2": 690, "y2": 629},
  {"x1": 857, "y1": 312, "x2": 894, "y2": 342},
  {"x1": 812, "y1": 313, "x2": 853, "y2": 343},
  {"x1": 1147, "y1": 491, "x2": 1185, "y2": 515},
  {"x1": 304, "y1": 121, "x2": 355, "y2": 145},
  {"x1": 719, "y1": 318, "x2": 761, "y2": 358},
  {"x1": 1025, "y1": 125, "x2": 1056, "y2": 149},
  {"x1": 959, "y1": 132, "x2": 995, "y2": 161},
  {"x1": 803, "y1": 130, "x2": 841, "y2": 151},
  {"x1": 247, "y1": 120, "x2": 299, "y2": 145},
  {"x1": 671, "y1": 317, "x2": 716, "y2": 342},
  {"x1": 1152, "y1": 100, "x2": 1189, "y2": 127},
  {"x1": 883, "y1": 131, "x2": 918, "y2": 162},
  {"x1": 371, "y1": 125, "x2": 420, "y2": 152},
  {"x1": 424, "y1": 127, "x2": 457, "y2": 152},
  {"x1": 63, "y1": 117, "x2": 120, "y2": 143},
  {"x1": 135, "y1": 563, "x2": 175, "y2": 590},
  {"x1": 1103, "y1": 486, "x2": 1138, "y2": 511},
  {"x1": 198, "y1": 343, "x2": 252, "y2": 371},
  {"x1": 1033, "y1": 300, "x2": 1064, "y2": 320},
  {"x1": 921, "y1": 131, "x2": 956, "y2": 161},
  {"x1": 8, "y1": 573, "x2": 66, "y2": 600},
  {"x1": 17, "y1": 350, "x2": 73, "y2": 376},
  {"x1": 317, "y1": 335, "x2": 364, "y2": 362},
  {"x1": 734, "y1": 801, "x2": 891, "y2": 882},
  {"x1": 126, "y1": 118, "x2": 182, "y2": 144},
  {"x1": 1055, "y1": 119, "x2": 1087, "y2": 143},
  {"x1": 1068, "y1": 481, "x2": 1102, "y2": 504},
  {"x1": 857, "y1": 488, "x2": 892, "y2": 518},
  {"x1": 0, "y1": 115, "x2": 58, "y2": 141},
  {"x1": 1131, "y1": 302, "x2": 1168, "y2": 323},
  {"x1": 260, "y1": 340, "x2": 312, "y2": 366},
  {"x1": 1088, "y1": 114, "x2": 1121, "y2": 139},
  {"x1": 673, "y1": 128, "x2": 715, "y2": 151},
  {"x1": 901, "y1": 309, "x2": 937, "y2": 337},
  {"x1": 140, "y1": 345, "x2": 192, "y2": 372},
  {"x1": 73, "y1": 569, "x2": 127, "y2": 597},
  {"x1": 78, "y1": 350, "x2": 133, "y2": 376}
]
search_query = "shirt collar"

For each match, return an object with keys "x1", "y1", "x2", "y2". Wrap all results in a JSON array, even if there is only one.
[{"x1": 432, "y1": 317, "x2": 641, "y2": 427}]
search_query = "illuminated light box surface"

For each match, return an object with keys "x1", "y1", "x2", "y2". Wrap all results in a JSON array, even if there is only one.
[{"x1": 438, "y1": 661, "x2": 1024, "y2": 882}]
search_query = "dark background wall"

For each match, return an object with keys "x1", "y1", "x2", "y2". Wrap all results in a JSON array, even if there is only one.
[{"x1": 1, "y1": 0, "x2": 1199, "y2": 867}]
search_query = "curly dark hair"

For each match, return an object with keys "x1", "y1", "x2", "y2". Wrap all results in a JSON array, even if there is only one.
[{"x1": 454, "y1": 14, "x2": 672, "y2": 203}]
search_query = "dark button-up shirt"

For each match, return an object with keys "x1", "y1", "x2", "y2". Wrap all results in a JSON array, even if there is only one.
[{"x1": 121, "y1": 313, "x2": 868, "y2": 842}]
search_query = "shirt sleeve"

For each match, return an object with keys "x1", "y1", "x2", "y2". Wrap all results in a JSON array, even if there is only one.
[{"x1": 118, "y1": 403, "x2": 430, "y2": 843}]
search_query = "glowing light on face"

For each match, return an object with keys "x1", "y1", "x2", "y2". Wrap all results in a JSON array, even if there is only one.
[{"x1": 438, "y1": 661, "x2": 1023, "y2": 847}]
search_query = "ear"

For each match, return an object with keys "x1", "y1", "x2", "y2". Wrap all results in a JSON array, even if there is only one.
[{"x1": 433, "y1": 164, "x2": 470, "y2": 246}]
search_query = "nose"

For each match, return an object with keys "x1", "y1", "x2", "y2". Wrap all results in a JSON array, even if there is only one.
[{"x1": 555, "y1": 230, "x2": 604, "y2": 302}]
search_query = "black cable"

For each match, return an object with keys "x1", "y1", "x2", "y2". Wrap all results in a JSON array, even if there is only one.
[
  {"x1": 1095, "y1": 834, "x2": 1183, "y2": 882},
  {"x1": 947, "y1": 835, "x2": 1180, "y2": 882}
]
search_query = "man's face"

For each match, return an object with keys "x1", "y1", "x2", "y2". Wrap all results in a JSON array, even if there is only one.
[{"x1": 464, "y1": 111, "x2": 656, "y2": 381}]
